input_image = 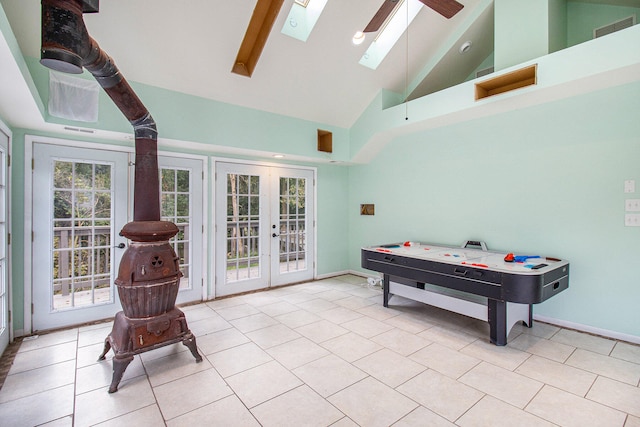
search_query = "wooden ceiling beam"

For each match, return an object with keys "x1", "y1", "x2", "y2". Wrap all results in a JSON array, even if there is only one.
[{"x1": 232, "y1": 0, "x2": 284, "y2": 77}]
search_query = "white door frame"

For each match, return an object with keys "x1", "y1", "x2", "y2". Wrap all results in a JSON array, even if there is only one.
[
  {"x1": 0, "y1": 119, "x2": 11, "y2": 351},
  {"x1": 211, "y1": 157, "x2": 317, "y2": 298}
]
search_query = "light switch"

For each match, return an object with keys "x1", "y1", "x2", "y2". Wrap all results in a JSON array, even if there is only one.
[{"x1": 624, "y1": 180, "x2": 635, "y2": 193}]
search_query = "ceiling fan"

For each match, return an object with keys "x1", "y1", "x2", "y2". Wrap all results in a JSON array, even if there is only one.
[{"x1": 363, "y1": 0, "x2": 464, "y2": 33}]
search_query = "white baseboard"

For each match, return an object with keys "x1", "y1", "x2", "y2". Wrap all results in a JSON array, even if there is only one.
[
  {"x1": 534, "y1": 315, "x2": 640, "y2": 345},
  {"x1": 316, "y1": 270, "x2": 353, "y2": 280}
]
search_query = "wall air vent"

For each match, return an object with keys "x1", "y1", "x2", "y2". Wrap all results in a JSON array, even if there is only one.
[
  {"x1": 476, "y1": 66, "x2": 494, "y2": 78},
  {"x1": 593, "y1": 15, "x2": 635, "y2": 39}
]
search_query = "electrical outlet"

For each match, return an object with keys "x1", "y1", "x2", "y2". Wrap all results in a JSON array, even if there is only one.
[
  {"x1": 625, "y1": 199, "x2": 640, "y2": 212},
  {"x1": 624, "y1": 180, "x2": 635, "y2": 193},
  {"x1": 625, "y1": 214, "x2": 640, "y2": 227}
]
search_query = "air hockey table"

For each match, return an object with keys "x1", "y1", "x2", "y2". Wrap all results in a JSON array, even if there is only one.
[{"x1": 361, "y1": 241, "x2": 569, "y2": 345}]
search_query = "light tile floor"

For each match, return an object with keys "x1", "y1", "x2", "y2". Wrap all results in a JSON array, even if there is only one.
[{"x1": 1, "y1": 274, "x2": 639, "y2": 426}]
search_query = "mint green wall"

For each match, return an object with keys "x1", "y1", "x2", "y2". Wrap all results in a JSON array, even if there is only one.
[
  {"x1": 549, "y1": 0, "x2": 568, "y2": 53},
  {"x1": 567, "y1": 2, "x2": 640, "y2": 47},
  {"x1": 25, "y1": 57, "x2": 350, "y2": 163},
  {"x1": 315, "y1": 164, "x2": 350, "y2": 274},
  {"x1": 495, "y1": 0, "x2": 550, "y2": 70},
  {"x1": 348, "y1": 81, "x2": 640, "y2": 338}
]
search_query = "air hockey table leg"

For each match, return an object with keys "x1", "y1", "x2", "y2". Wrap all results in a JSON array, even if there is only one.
[
  {"x1": 488, "y1": 299, "x2": 507, "y2": 346},
  {"x1": 383, "y1": 274, "x2": 392, "y2": 307}
]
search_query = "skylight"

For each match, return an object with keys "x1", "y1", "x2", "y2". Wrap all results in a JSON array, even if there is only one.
[
  {"x1": 282, "y1": 0, "x2": 328, "y2": 42},
  {"x1": 359, "y1": 0, "x2": 423, "y2": 70}
]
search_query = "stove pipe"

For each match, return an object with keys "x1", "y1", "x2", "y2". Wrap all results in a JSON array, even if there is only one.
[
  {"x1": 41, "y1": 0, "x2": 160, "y2": 223},
  {"x1": 40, "y1": 0, "x2": 181, "y2": 315},
  {"x1": 40, "y1": 1, "x2": 203, "y2": 393}
]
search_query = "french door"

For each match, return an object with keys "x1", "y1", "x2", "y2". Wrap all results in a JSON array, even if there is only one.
[
  {"x1": 214, "y1": 162, "x2": 315, "y2": 296},
  {"x1": 32, "y1": 143, "x2": 129, "y2": 331},
  {"x1": 0, "y1": 127, "x2": 9, "y2": 354},
  {"x1": 158, "y1": 155, "x2": 204, "y2": 305},
  {"x1": 31, "y1": 142, "x2": 205, "y2": 331}
]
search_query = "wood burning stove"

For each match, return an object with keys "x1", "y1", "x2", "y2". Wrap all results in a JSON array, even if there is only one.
[{"x1": 40, "y1": 0, "x2": 203, "y2": 393}]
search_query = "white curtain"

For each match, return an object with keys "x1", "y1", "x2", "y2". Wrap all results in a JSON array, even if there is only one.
[{"x1": 48, "y1": 70, "x2": 99, "y2": 122}]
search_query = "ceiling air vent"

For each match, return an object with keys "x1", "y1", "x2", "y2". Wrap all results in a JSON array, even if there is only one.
[
  {"x1": 476, "y1": 66, "x2": 494, "y2": 78},
  {"x1": 593, "y1": 15, "x2": 635, "y2": 39}
]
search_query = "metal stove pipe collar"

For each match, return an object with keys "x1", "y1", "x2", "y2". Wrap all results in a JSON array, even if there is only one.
[
  {"x1": 132, "y1": 113, "x2": 158, "y2": 140},
  {"x1": 82, "y1": 39, "x2": 123, "y2": 89}
]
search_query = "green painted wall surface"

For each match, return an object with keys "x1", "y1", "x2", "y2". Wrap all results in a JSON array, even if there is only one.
[
  {"x1": 315, "y1": 164, "x2": 350, "y2": 274},
  {"x1": 349, "y1": 81, "x2": 640, "y2": 337},
  {"x1": 567, "y1": 2, "x2": 640, "y2": 47},
  {"x1": 25, "y1": 57, "x2": 350, "y2": 163},
  {"x1": 548, "y1": 0, "x2": 568, "y2": 53},
  {"x1": 495, "y1": 0, "x2": 550, "y2": 70}
]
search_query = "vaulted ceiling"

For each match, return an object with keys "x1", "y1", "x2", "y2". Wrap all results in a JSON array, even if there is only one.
[
  {"x1": 1, "y1": 0, "x2": 491, "y2": 128},
  {"x1": 1, "y1": 0, "x2": 636, "y2": 131}
]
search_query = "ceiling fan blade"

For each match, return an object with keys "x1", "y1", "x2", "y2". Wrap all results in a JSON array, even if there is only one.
[
  {"x1": 419, "y1": 0, "x2": 464, "y2": 19},
  {"x1": 363, "y1": 0, "x2": 400, "y2": 33}
]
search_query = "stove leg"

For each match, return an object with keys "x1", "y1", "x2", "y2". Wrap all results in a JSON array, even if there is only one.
[
  {"x1": 109, "y1": 355, "x2": 134, "y2": 393},
  {"x1": 97, "y1": 338, "x2": 112, "y2": 361},
  {"x1": 182, "y1": 333, "x2": 203, "y2": 362}
]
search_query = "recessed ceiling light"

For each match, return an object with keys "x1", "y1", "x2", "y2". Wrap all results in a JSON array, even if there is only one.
[
  {"x1": 459, "y1": 40, "x2": 472, "y2": 54},
  {"x1": 352, "y1": 31, "x2": 365, "y2": 45}
]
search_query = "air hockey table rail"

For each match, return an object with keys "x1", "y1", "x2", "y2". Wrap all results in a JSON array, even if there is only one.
[{"x1": 361, "y1": 241, "x2": 569, "y2": 345}]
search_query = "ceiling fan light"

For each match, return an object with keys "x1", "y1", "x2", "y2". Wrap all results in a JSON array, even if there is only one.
[{"x1": 352, "y1": 31, "x2": 365, "y2": 45}]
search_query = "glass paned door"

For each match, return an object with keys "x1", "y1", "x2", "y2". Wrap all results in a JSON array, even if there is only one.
[
  {"x1": 0, "y1": 129, "x2": 9, "y2": 354},
  {"x1": 32, "y1": 143, "x2": 129, "y2": 331},
  {"x1": 51, "y1": 161, "x2": 114, "y2": 309},
  {"x1": 225, "y1": 173, "x2": 262, "y2": 282},
  {"x1": 215, "y1": 163, "x2": 269, "y2": 296},
  {"x1": 271, "y1": 169, "x2": 314, "y2": 287},
  {"x1": 215, "y1": 162, "x2": 314, "y2": 296},
  {"x1": 158, "y1": 155, "x2": 204, "y2": 304}
]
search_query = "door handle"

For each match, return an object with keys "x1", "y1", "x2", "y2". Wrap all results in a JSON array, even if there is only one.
[
  {"x1": 115, "y1": 243, "x2": 126, "y2": 249},
  {"x1": 272, "y1": 233, "x2": 279, "y2": 238}
]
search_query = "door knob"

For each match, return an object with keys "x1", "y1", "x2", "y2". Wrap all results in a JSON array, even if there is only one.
[
  {"x1": 115, "y1": 243, "x2": 126, "y2": 249},
  {"x1": 272, "y1": 233, "x2": 279, "y2": 238}
]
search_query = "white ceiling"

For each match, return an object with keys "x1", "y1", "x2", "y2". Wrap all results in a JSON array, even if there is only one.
[{"x1": 1, "y1": 0, "x2": 487, "y2": 129}]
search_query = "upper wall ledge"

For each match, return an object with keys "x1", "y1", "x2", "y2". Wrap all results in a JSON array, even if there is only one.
[{"x1": 349, "y1": 25, "x2": 640, "y2": 163}]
